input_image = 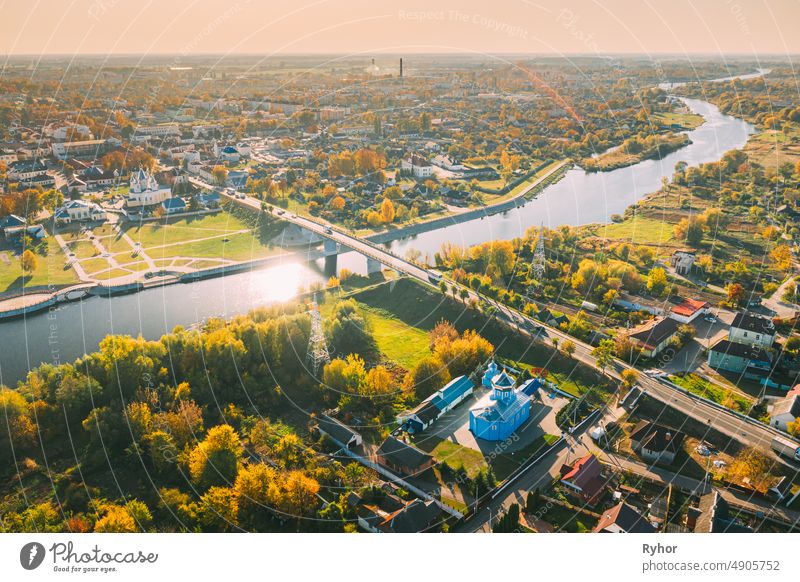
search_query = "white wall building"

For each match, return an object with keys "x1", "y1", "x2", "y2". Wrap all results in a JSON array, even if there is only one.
[
  {"x1": 127, "y1": 168, "x2": 172, "y2": 208},
  {"x1": 729, "y1": 312, "x2": 776, "y2": 349},
  {"x1": 401, "y1": 154, "x2": 433, "y2": 178},
  {"x1": 54, "y1": 200, "x2": 106, "y2": 224}
]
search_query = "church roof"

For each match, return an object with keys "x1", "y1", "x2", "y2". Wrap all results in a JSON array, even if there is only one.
[
  {"x1": 493, "y1": 370, "x2": 514, "y2": 388},
  {"x1": 470, "y1": 390, "x2": 530, "y2": 423}
]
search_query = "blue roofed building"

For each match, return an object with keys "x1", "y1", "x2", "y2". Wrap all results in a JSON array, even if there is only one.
[
  {"x1": 397, "y1": 375, "x2": 474, "y2": 434},
  {"x1": 161, "y1": 197, "x2": 187, "y2": 215},
  {"x1": 469, "y1": 363, "x2": 532, "y2": 441}
]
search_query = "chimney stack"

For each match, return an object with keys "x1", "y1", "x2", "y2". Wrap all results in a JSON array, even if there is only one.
[{"x1": 400, "y1": 58, "x2": 403, "y2": 78}]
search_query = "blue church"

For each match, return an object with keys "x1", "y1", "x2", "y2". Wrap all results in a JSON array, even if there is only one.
[{"x1": 469, "y1": 361, "x2": 532, "y2": 441}]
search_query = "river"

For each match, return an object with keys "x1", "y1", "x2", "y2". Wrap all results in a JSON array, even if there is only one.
[{"x1": 0, "y1": 76, "x2": 758, "y2": 386}]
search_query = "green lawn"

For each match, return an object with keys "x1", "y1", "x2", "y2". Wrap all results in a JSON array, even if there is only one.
[
  {"x1": 121, "y1": 211, "x2": 251, "y2": 249},
  {"x1": 0, "y1": 244, "x2": 79, "y2": 294},
  {"x1": 424, "y1": 438, "x2": 488, "y2": 477},
  {"x1": 652, "y1": 111, "x2": 705, "y2": 130},
  {"x1": 144, "y1": 231, "x2": 283, "y2": 261},
  {"x1": 361, "y1": 307, "x2": 430, "y2": 369},
  {"x1": 78, "y1": 256, "x2": 113, "y2": 275},
  {"x1": 66, "y1": 240, "x2": 100, "y2": 259},
  {"x1": 93, "y1": 268, "x2": 133, "y2": 280},
  {"x1": 595, "y1": 216, "x2": 675, "y2": 245},
  {"x1": 669, "y1": 373, "x2": 753, "y2": 413},
  {"x1": 492, "y1": 434, "x2": 559, "y2": 480}
]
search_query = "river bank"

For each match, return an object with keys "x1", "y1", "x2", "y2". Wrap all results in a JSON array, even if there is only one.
[{"x1": 0, "y1": 72, "x2": 762, "y2": 385}]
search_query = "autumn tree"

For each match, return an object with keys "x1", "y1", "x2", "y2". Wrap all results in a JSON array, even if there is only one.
[
  {"x1": 725, "y1": 282, "x2": 746, "y2": 307},
  {"x1": 674, "y1": 216, "x2": 705, "y2": 246},
  {"x1": 620, "y1": 369, "x2": 639, "y2": 390},
  {"x1": 646, "y1": 267, "x2": 668, "y2": 297},
  {"x1": 380, "y1": 197, "x2": 395, "y2": 223},
  {"x1": 20, "y1": 250, "x2": 38, "y2": 274},
  {"x1": 189, "y1": 424, "x2": 243, "y2": 489},
  {"x1": 212, "y1": 165, "x2": 228, "y2": 186},
  {"x1": 560, "y1": 339, "x2": 576, "y2": 359},
  {"x1": 404, "y1": 355, "x2": 451, "y2": 400},
  {"x1": 727, "y1": 447, "x2": 773, "y2": 494}
]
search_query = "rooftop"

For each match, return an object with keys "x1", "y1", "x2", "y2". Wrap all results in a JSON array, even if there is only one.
[{"x1": 731, "y1": 311, "x2": 775, "y2": 335}]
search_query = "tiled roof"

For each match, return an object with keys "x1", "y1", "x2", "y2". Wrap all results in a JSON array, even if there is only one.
[
  {"x1": 671, "y1": 298, "x2": 709, "y2": 317},
  {"x1": 594, "y1": 501, "x2": 656, "y2": 533}
]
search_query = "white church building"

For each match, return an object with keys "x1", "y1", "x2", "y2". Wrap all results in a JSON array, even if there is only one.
[{"x1": 126, "y1": 168, "x2": 172, "y2": 208}]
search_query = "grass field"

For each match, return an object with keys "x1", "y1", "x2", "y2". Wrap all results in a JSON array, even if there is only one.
[
  {"x1": 492, "y1": 434, "x2": 559, "y2": 480},
  {"x1": 348, "y1": 278, "x2": 613, "y2": 400},
  {"x1": 144, "y1": 231, "x2": 282, "y2": 261},
  {"x1": 121, "y1": 211, "x2": 251, "y2": 249},
  {"x1": 361, "y1": 307, "x2": 430, "y2": 369},
  {"x1": 425, "y1": 438, "x2": 488, "y2": 477},
  {"x1": 66, "y1": 240, "x2": 100, "y2": 259},
  {"x1": 652, "y1": 111, "x2": 705, "y2": 130},
  {"x1": 669, "y1": 373, "x2": 753, "y2": 413},
  {"x1": 594, "y1": 216, "x2": 676, "y2": 245},
  {"x1": 0, "y1": 244, "x2": 79, "y2": 294},
  {"x1": 79, "y1": 256, "x2": 113, "y2": 275}
]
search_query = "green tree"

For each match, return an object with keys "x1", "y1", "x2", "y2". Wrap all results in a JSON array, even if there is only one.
[{"x1": 592, "y1": 339, "x2": 615, "y2": 374}]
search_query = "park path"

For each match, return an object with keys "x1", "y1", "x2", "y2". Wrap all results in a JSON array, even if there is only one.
[
  {"x1": 53, "y1": 233, "x2": 91, "y2": 282},
  {"x1": 117, "y1": 226, "x2": 157, "y2": 271}
]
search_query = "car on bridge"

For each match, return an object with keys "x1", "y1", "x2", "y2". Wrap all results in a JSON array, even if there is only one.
[{"x1": 427, "y1": 269, "x2": 443, "y2": 283}]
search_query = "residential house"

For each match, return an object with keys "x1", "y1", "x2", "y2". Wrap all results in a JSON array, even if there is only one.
[
  {"x1": 316, "y1": 414, "x2": 363, "y2": 449},
  {"x1": 161, "y1": 197, "x2": 187, "y2": 215},
  {"x1": 707, "y1": 338, "x2": 771, "y2": 375},
  {"x1": 54, "y1": 200, "x2": 106, "y2": 224},
  {"x1": 375, "y1": 436, "x2": 434, "y2": 476},
  {"x1": 670, "y1": 249, "x2": 696, "y2": 275},
  {"x1": 356, "y1": 493, "x2": 441, "y2": 533},
  {"x1": 692, "y1": 490, "x2": 753, "y2": 533},
  {"x1": 627, "y1": 317, "x2": 680, "y2": 358},
  {"x1": 8, "y1": 159, "x2": 48, "y2": 182},
  {"x1": 629, "y1": 420, "x2": 685, "y2": 465},
  {"x1": 769, "y1": 395, "x2": 800, "y2": 431},
  {"x1": 729, "y1": 312, "x2": 775, "y2": 349},
  {"x1": 197, "y1": 192, "x2": 221, "y2": 208},
  {"x1": 431, "y1": 154, "x2": 464, "y2": 172},
  {"x1": 594, "y1": 501, "x2": 656, "y2": 533},
  {"x1": 669, "y1": 298, "x2": 709, "y2": 324},
  {"x1": 613, "y1": 292, "x2": 665, "y2": 316},
  {"x1": 82, "y1": 166, "x2": 119, "y2": 189},
  {"x1": 401, "y1": 154, "x2": 433, "y2": 178},
  {"x1": 559, "y1": 453, "x2": 606, "y2": 505},
  {"x1": 0, "y1": 215, "x2": 46, "y2": 239},
  {"x1": 213, "y1": 142, "x2": 241, "y2": 164}
]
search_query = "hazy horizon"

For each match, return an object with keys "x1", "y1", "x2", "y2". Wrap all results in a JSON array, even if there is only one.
[{"x1": 2, "y1": 0, "x2": 799, "y2": 58}]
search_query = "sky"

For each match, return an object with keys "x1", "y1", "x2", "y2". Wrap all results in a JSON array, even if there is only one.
[{"x1": 1, "y1": 0, "x2": 799, "y2": 57}]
